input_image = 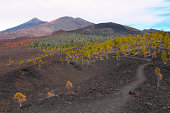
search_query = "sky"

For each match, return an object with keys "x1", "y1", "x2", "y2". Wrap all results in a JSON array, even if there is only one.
[{"x1": 0, "y1": 0, "x2": 170, "y2": 31}]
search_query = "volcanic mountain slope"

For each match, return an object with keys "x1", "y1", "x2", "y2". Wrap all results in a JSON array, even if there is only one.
[
  {"x1": 70, "y1": 22, "x2": 143, "y2": 36},
  {"x1": 143, "y1": 29, "x2": 170, "y2": 35},
  {"x1": 1, "y1": 18, "x2": 47, "y2": 33},
  {"x1": 143, "y1": 29, "x2": 160, "y2": 33},
  {"x1": 0, "y1": 17, "x2": 93, "y2": 40}
]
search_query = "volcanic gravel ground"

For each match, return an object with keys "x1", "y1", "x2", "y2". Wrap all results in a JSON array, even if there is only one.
[
  {"x1": 8, "y1": 57, "x2": 147, "y2": 113},
  {"x1": 121, "y1": 60, "x2": 170, "y2": 113},
  {"x1": 0, "y1": 48, "x2": 169, "y2": 113}
]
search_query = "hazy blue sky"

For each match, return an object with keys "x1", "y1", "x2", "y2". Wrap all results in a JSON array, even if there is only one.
[{"x1": 0, "y1": 0, "x2": 170, "y2": 31}]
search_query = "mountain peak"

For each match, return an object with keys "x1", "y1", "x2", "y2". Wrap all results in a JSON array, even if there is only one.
[
  {"x1": 27, "y1": 17, "x2": 43, "y2": 23},
  {"x1": 0, "y1": 16, "x2": 93, "y2": 39},
  {"x1": 1, "y1": 18, "x2": 47, "y2": 32},
  {"x1": 58, "y1": 16, "x2": 74, "y2": 20},
  {"x1": 58, "y1": 16, "x2": 86, "y2": 21},
  {"x1": 31, "y1": 17, "x2": 40, "y2": 20}
]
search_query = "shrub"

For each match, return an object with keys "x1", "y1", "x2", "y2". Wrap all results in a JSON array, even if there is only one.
[
  {"x1": 48, "y1": 90, "x2": 55, "y2": 97},
  {"x1": 14, "y1": 92, "x2": 26, "y2": 107},
  {"x1": 66, "y1": 81, "x2": 73, "y2": 90}
]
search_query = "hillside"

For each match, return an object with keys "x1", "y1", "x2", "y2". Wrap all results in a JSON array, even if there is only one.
[
  {"x1": 70, "y1": 22, "x2": 143, "y2": 37},
  {"x1": 143, "y1": 29, "x2": 170, "y2": 35},
  {"x1": 0, "y1": 17, "x2": 93, "y2": 40},
  {"x1": 1, "y1": 18, "x2": 47, "y2": 32},
  {"x1": 0, "y1": 31, "x2": 169, "y2": 113},
  {"x1": 143, "y1": 29, "x2": 160, "y2": 33}
]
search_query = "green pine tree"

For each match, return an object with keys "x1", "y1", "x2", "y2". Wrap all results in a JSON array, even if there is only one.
[{"x1": 161, "y1": 51, "x2": 167, "y2": 65}]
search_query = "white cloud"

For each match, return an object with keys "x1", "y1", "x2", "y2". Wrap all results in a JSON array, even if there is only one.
[{"x1": 0, "y1": 0, "x2": 169, "y2": 31}]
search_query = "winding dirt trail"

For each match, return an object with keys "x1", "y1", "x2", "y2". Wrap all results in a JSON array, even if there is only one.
[{"x1": 49, "y1": 63, "x2": 149, "y2": 113}]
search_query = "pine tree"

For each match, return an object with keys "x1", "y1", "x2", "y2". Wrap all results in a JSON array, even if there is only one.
[
  {"x1": 132, "y1": 47, "x2": 135, "y2": 55},
  {"x1": 121, "y1": 46, "x2": 126, "y2": 55},
  {"x1": 9, "y1": 57, "x2": 13, "y2": 64},
  {"x1": 164, "y1": 33, "x2": 169, "y2": 48},
  {"x1": 152, "y1": 51, "x2": 157, "y2": 58},
  {"x1": 161, "y1": 51, "x2": 167, "y2": 65},
  {"x1": 116, "y1": 49, "x2": 119, "y2": 60},
  {"x1": 154, "y1": 67, "x2": 163, "y2": 87},
  {"x1": 155, "y1": 67, "x2": 160, "y2": 74}
]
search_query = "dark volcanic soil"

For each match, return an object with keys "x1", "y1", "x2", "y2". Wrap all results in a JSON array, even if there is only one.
[
  {"x1": 123, "y1": 60, "x2": 170, "y2": 113},
  {"x1": 0, "y1": 44, "x2": 169, "y2": 113},
  {"x1": 0, "y1": 47, "x2": 44, "y2": 76},
  {"x1": 0, "y1": 37, "x2": 38, "y2": 49},
  {"x1": 2, "y1": 56, "x2": 148, "y2": 113}
]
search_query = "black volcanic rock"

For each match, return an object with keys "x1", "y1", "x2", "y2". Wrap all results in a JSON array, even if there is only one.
[{"x1": 1, "y1": 18, "x2": 47, "y2": 32}]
